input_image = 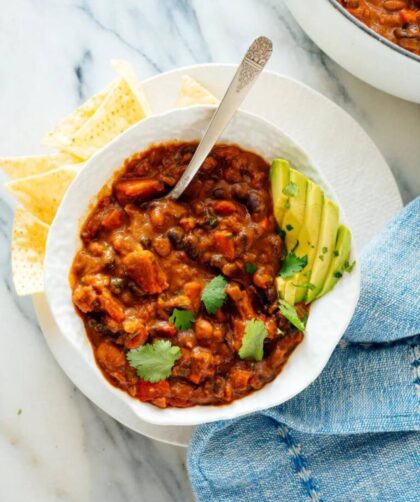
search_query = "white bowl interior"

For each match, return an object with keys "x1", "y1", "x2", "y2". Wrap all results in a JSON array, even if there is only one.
[{"x1": 44, "y1": 105, "x2": 360, "y2": 426}]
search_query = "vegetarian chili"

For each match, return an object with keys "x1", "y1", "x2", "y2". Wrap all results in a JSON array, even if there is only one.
[
  {"x1": 338, "y1": 0, "x2": 420, "y2": 55},
  {"x1": 71, "y1": 142, "x2": 305, "y2": 408}
]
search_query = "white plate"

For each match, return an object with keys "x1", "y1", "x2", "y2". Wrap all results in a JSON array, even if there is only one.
[
  {"x1": 34, "y1": 64, "x2": 402, "y2": 445},
  {"x1": 44, "y1": 105, "x2": 360, "y2": 426}
]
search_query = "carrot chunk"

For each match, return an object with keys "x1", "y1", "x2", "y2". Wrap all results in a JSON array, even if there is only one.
[
  {"x1": 102, "y1": 207, "x2": 125, "y2": 231},
  {"x1": 213, "y1": 200, "x2": 237, "y2": 216},
  {"x1": 214, "y1": 230, "x2": 235, "y2": 260},
  {"x1": 114, "y1": 179, "x2": 164, "y2": 202},
  {"x1": 400, "y1": 9, "x2": 418, "y2": 24}
]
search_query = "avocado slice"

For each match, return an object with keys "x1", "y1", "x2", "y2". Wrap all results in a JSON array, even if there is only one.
[
  {"x1": 284, "y1": 180, "x2": 324, "y2": 304},
  {"x1": 282, "y1": 168, "x2": 308, "y2": 252},
  {"x1": 305, "y1": 198, "x2": 339, "y2": 304},
  {"x1": 270, "y1": 159, "x2": 290, "y2": 227},
  {"x1": 316, "y1": 225, "x2": 352, "y2": 300}
]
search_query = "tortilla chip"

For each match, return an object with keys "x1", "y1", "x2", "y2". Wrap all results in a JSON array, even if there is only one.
[
  {"x1": 0, "y1": 152, "x2": 79, "y2": 179},
  {"x1": 60, "y1": 78, "x2": 149, "y2": 159},
  {"x1": 42, "y1": 80, "x2": 116, "y2": 150},
  {"x1": 12, "y1": 207, "x2": 49, "y2": 296},
  {"x1": 177, "y1": 75, "x2": 219, "y2": 107},
  {"x1": 6, "y1": 165, "x2": 78, "y2": 225},
  {"x1": 112, "y1": 59, "x2": 152, "y2": 116}
]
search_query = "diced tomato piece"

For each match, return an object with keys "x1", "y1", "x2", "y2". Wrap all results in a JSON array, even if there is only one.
[
  {"x1": 102, "y1": 207, "x2": 125, "y2": 231},
  {"x1": 230, "y1": 368, "x2": 252, "y2": 391},
  {"x1": 400, "y1": 9, "x2": 418, "y2": 24},
  {"x1": 99, "y1": 290, "x2": 125, "y2": 322},
  {"x1": 137, "y1": 380, "x2": 171, "y2": 402},
  {"x1": 124, "y1": 331, "x2": 148, "y2": 349},
  {"x1": 122, "y1": 250, "x2": 168, "y2": 294},
  {"x1": 114, "y1": 179, "x2": 164, "y2": 202},
  {"x1": 213, "y1": 200, "x2": 237, "y2": 216},
  {"x1": 214, "y1": 230, "x2": 235, "y2": 260}
]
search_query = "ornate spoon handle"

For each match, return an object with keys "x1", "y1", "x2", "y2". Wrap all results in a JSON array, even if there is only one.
[{"x1": 167, "y1": 36, "x2": 273, "y2": 200}]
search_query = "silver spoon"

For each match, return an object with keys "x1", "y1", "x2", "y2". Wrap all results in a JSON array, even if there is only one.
[{"x1": 167, "y1": 36, "x2": 273, "y2": 200}]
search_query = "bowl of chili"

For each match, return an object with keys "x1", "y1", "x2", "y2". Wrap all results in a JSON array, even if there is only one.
[
  {"x1": 284, "y1": 0, "x2": 420, "y2": 103},
  {"x1": 44, "y1": 105, "x2": 359, "y2": 426}
]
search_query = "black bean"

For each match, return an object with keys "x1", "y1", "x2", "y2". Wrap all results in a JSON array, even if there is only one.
[
  {"x1": 167, "y1": 227, "x2": 185, "y2": 248},
  {"x1": 183, "y1": 234, "x2": 199, "y2": 259},
  {"x1": 232, "y1": 182, "x2": 249, "y2": 201},
  {"x1": 212, "y1": 187, "x2": 227, "y2": 199},
  {"x1": 246, "y1": 191, "x2": 265, "y2": 214},
  {"x1": 139, "y1": 235, "x2": 152, "y2": 249}
]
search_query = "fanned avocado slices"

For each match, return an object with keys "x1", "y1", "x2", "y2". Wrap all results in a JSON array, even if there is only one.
[
  {"x1": 270, "y1": 158, "x2": 354, "y2": 306},
  {"x1": 305, "y1": 198, "x2": 339, "y2": 304},
  {"x1": 317, "y1": 225, "x2": 352, "y2": 299},
  {"x1": 282, "y1": 168, "x2": 308, "y2": 253},
  {"x1": 270, "y1": 159, "x2": 290, "y2": 227},
  {"x1": 284, "y1": 180, "x2": 324, "y2": 304}
]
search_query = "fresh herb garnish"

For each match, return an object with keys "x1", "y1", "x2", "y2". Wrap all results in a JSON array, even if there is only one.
[
  {"x1": 333, "y1": 250, "x2": 339, "y2": 257},
  {"x1": 201, "y1": 275, "x2": 227, "y2": 314},
  {"x1": 334, "y1": 271, "x2": 343, "y2": 279},
  {"x1": 292, "y1": 282, "x2": 315, "y2": 290},
  {"x1": 205, "y1": 208, "x2": 218, "y2": 227},
  {"x1": 245, "y1": 262, "x2": 257, "y2": 275},
  {"x1": 284, "y1": 200, "x2": 291, "y2": 209},
  {"x1": 277, "y1": 228, "x2": 286, "y2": 239},
  {"x1": 286, "y1": 224, "x2": 294, "y2": 231},
  {"x1": 169, "y1": 308, "x2": 195, "y2": 330},
  {"x1": 282, "y1": 182, "x2": 299, "y2": 197},
  {"x1": 319, "y1": 255, "x2": 324, "y2": 261},
  {"x1": 279, "y1": 252, "x2": 308, "y2": 278},
  {"x1": 322, "y1": 246, "x2": 328, "y2": 254},
  {"x1": 127, "y1": 340, "x2": 181, "y2": 382},
  {"x1": 279, "y1": 300, "x2": 306, "y2": 332},
  {"x1": 344, "y1": 260, "x2": 356, "y2": 273},
  {"x1": 17, "y1": 409, "x2": 22, "y2": 416},
  {"x1": 238, "y1": 319, "x2": 268, "y2": 361}
]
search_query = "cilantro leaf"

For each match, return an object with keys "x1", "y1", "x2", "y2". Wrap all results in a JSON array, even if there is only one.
[
  {"x1": 245, "y1": 262, "x2": 257, "y2": 275},
  {"x1": 238, "y1": 319, "x2": 268, "y2": 361},
  {"x1": 282, "y1": 182, "x2": 299, "y2": 197},
  {"x1": 279, "y1": 299, "x2": 306, "y2": 332},
  {"x1": 279, "y1": 252, "x2": 308, "y2": 278},
  {"x1": 127, "y1": 340, "x2": 181, "y2": 383},
  {"x1": 169, "y1": 308, "x2": 195, "y2": 330},
  {"x1": 286, "y1": 224, "x2": 294, "y2": 231},
  {"x1": 201, "y1": 275, "x2": 227, "y2": 314},
  {"x1": 344, "y1": 260, "x2": 356, "y2": 273},
  {"x1": 277, "y1": 228, "x2": 286, "y2": 239}
]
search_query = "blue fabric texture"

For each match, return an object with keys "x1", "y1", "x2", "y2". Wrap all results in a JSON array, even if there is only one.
[{"x1": 187, "y1": 198, "x2": 420, "y2": 502}]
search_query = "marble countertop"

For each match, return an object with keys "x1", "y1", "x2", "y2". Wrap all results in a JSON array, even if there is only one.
[{"x1": 0, "y1": 1, "x2": 418, "y2": 501}]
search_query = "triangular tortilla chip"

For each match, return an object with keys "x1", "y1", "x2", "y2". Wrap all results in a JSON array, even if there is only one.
[
  {"x1": 42, "y1": 80, "x2": 116, "y2": 149},
  {"x1": 60, "y1": 78, "x2": 149, "y2": 159},
  {"x1": 112, "y1": 59, "x2": 152, "y2": 116},
  {"x1": 0, "y1": 152, "x2": 79, "y2": 179},
  {"x1": 11, "y1": 207, "x2": 49, "y2": 296},
  {"x1": 177, "y1": 75, "x2": 219, "y2": 107},
  {"x1": 6, "y1": 165, "x2": 78, "y2": 224}
]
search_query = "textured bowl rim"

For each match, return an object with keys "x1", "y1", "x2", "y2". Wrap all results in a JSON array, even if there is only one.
[
  {"x1": 327, "y1": 0, "x2": 420, "y2": 63},
  {"x1": 44, "y1": 105, "x2": 360, "y2": 426}
]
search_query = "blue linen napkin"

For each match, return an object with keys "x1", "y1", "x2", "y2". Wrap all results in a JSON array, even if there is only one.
[{"x1": 188, "y1": 197, "x2": 420, "y2": 502}]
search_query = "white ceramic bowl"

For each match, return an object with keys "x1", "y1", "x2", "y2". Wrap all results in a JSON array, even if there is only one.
[
  {"x1": 284, "y1": 0, "x2": 420, "y2": 103},
  {"x1": 44, "y1": 105, "x2": 360, "y2": 426}
]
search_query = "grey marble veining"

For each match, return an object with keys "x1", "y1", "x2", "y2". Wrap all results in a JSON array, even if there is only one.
[{"x1": 0, "y1": 1, "x2": 418, "y2": 501}]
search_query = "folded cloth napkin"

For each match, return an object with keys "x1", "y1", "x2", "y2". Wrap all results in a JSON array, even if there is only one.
[{"x1": 188, "y1": 197, "x2": 420, "y2": 502}]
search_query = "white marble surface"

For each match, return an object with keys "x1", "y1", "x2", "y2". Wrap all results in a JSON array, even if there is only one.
[{"x1": 0, "y1": 1, "x2": 418, "y2": 501}]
